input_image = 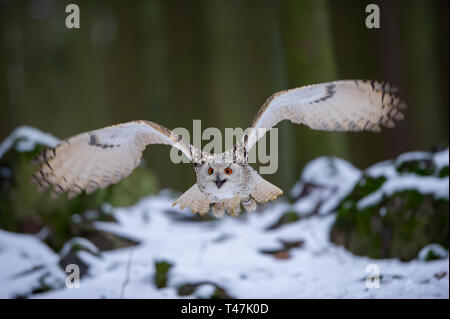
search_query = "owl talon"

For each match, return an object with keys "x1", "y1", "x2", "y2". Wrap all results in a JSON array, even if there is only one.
[
  {"x1": 242, "y1": 198, "x2": 257, "y2": 213},
  {"x1": 212, "y1": 202, "x2": 225, "y2": 218},
  {"x1": 226, "y1": 205, "x2": 241, "y2": 217}
]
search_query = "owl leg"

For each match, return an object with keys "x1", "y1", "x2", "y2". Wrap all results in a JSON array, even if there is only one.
[
  {"x1": 242, "y1": 196, "x2": 257, "y2": 213},
  {"x1": 226, "y1": 204, "x2": 241, "y2": 217},
  {"x1": 212, "y1": 202, "x2": 225, "y2": 218},
  {"x1": 223, "y1": 196, "x2": 241, "y2": 216}
]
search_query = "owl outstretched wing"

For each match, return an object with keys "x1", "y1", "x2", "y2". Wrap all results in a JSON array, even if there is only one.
[
  {"x1": 32, "y1": 120, "x2": 196, "y2": 198},
  {"x1": 241, "y1": 80, "x2": 407, "y2": 150}
]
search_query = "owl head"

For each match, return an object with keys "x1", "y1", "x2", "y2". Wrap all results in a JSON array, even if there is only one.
[{"x1": 194, "y1": 160, "x2": 244, "y2": 199}]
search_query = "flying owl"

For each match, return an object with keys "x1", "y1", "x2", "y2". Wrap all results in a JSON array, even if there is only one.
[{"x1": 31, "y1": 80, "x2": 406, "y2": 217}]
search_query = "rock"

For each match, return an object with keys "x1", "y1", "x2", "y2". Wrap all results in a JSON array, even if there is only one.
[
  {"x1": 259, "y1": 239, "x2": 304, "y2": 259},
  {"x1": 177, "y1": 281, "x2": 233, "y2": 299},
  {"x1": 290, "y1": 157, "x2": 360, "y2": 216},
  {"x1": 58, "y1": 237, "x2": 101, "y2": 278},
  {"x1": 418, "y1": 244, "x2": 448, "y2": 261},
  {"x1": 330, "y1": 149, "x2": 449, "y2": 261}
]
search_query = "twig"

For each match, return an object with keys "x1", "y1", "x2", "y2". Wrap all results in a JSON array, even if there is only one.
[{"x1": 119, "y1": 246, "x2": 135, "y2": 299}]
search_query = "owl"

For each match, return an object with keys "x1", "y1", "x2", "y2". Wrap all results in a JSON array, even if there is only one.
[{"x1": 32, "y1": 80, "x2": 406, "y2": 217}]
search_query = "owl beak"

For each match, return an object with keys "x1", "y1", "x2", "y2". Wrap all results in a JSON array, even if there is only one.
[{"x1": 214, "y1": 177, "x2": 227, "y2": 189}]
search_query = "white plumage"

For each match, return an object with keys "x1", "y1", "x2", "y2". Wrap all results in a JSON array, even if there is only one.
[{"x1": 243, "y1": 80, "x2": 405, "y2": 150}]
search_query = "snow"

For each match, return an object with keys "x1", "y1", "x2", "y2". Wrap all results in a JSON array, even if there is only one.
[
  {"x1": 290, "y1": 157, "x2": 361, "y2": 215},
  {"x1": 0, "y1": 125, "x2": 59, "y2": 159},
  {"x1": 418, "y1": 244, "x2": 448, "y2": 261},
  {"x1": 0, "y1": 193, "x2": 444, "y2": 299},
  {"x1": 193, "y1": 284, "x2": 217, "y2": 298},
  {"x1": 359, "y1": 148, "x2": 449, "y2": 209},
  {"x1": 366, "y1": 160, "x2": 397, "y2": 179},
  {"x1": 0, "y1": 230, "x2": 66, "y2": 298},
  {"x1": 59, "y1": 237, "x2": 100, "y2": 258},
  {"x1": 367, "y1": 148, "x2": 449, "y2": 179},
  {"x1": 434, "y1": 149, "x2": 449, "y2": 170},
  {"x1": 395, "y1": 151, "x2": 432, "y2": 166},
  {"x1": 358, "y1": 174, "x2": 449, "y2": 209}
]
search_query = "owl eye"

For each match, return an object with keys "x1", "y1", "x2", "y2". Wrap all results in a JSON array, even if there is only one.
[
  {"x1": 208, "y1": 167, "x2": 214, "y2": 175},
  {"x1": 224, "y1": 167, "x2": 232, "y2": 175}
]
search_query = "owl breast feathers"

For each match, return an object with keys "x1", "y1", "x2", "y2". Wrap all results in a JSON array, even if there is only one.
[{"x1": 32, "y1": 80, "x2": 406, "y2": 217}]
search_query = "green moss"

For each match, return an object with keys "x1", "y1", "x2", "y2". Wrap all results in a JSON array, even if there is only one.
[
  {"x1": 350, "y1": 176, "x2": 386, "y2": 201},
  {"x1": 177, "y1": 282, "x2": 232, "y2": 299},
  {"x1": 438, "y1": 166, "x2": 449, "y2": 178},
  {"x1": 331, "y1": 188, "x2": 449, "y2": 261},
  {"x1": 424, "y1": 249, "x2": 444, "y2": 261},
  {"x1": 210, "y1": 287, "x2": 231, "y2": 299},
  {"x1": 396, "y1": 159, "x2": 435, "y2": 176},
  {"x1": 177, "y1": 283, "x2": 198, "y2": 296},
  {"x1": 331, "y1": 156, "x2": 449, "y2": 261},
  {"x1": 154, "y1": 260, "x2": 173, "y2": 289}
]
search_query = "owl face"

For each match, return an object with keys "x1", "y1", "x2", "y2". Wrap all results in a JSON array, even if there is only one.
[{"x1": 195, "y1": 161, "x2": 243, "y2": 199}]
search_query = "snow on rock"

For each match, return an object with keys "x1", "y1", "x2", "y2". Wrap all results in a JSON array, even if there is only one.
[
  {"x1": 418, "y1": 244, "x2": 448, "y2": 261},
  {"x1": 433, "y1": 149, "x2": 449, "y2": 171},
  {"x1": 59, "y1": 237, "x2": 101, "y2": 259},
  {"x1": 367, "y1": 148, "x2": 449, "y2": 179},
  {"x1": 395, "y1": 151, "x2": 432, "y2": 166},
  {"x1": 290, "y1": 157, "x2": 361, "y2": 215},
  {"x1": 359, "y1": 149, "x2": 449, "y2": 209},
  {"x1": 365, "y1": 160, "x2": 398, "y2": 179},
  {"x1": 193, "y1": 284, "x2": 217, "y2": 298},
  {"x1": 358, "y1": 174, "x2": 449, "y2": 209},
  {"x1": 0, "y1": 125, "x2": 59, "y2": 159},
  {"x1": 0, "y1": 230, "x2": 66, "y2": 298}
]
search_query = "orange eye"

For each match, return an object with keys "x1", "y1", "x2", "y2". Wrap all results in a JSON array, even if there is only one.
[
  {"x1": 208, "y1": 167, "x2": 214, "y2": 175},
  {"x1": 224, "y1": 168, "x2": 232, "y2": 175}
]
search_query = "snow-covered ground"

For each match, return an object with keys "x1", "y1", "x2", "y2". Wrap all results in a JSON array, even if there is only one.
[
  {"x1": 0, "y1": 126, "x2": 448, "y2": 298},
  {"x1": 0, "y1": 193, "x2": 447, "y2": 299}
]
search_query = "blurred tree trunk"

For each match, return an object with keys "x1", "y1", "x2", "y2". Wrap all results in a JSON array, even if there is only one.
[
  {"x1": 267, "y1": 0, "x2": 295, "y2": 192},
  {"x1": 279, "y1": 0, "x2": 349, "y2": 179},
  {"x1": 398, "y1": 0, "x2": 445, "y2": 150},
  {"x1": 162, "y1": 0, "x2": 211, "y2": 191},
  {"x1": 328, "y1": 0, "x2": 390, "y2": 168},
  {"x1": 329, "y1": 0, "x2": 448, "y2": 169},
  {"x1": 204, "y1": 0, "x2": 291, "y2": 189}
]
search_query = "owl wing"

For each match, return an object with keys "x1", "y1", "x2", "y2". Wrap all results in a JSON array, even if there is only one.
[
  {"x1": 32, "y1": 120, "x2": 197, "y2": 198},
  {"x1": 241, "y1": 80, "x2": 406, "y2": 150}
]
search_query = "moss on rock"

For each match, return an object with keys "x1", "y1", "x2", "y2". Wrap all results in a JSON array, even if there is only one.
[{"x1": 330, "y1": 152, "x2": 449, "y2": 261}]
